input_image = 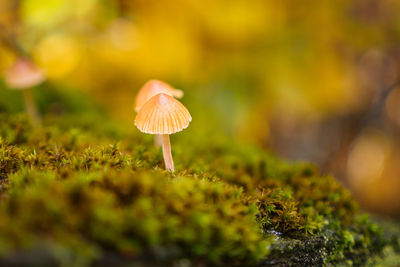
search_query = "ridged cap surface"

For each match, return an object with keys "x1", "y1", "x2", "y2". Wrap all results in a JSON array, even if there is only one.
[
  {"x1": 135, "y1": 93, "x2": 191, "y2": 134},
  {"x1": 135, "y1": 80, "x2": 183, "y2": 112}
]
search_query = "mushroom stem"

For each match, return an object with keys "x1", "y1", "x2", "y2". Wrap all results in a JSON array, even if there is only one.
[
  {"x1": 22, "y1": 89, "x2": 41, "y2": 127},
  {"x1": 155, "y1": 134, "x2": 163, "y2": 147},
  {"x1": 162, "y1": 134, "x2": 174, "y2": 172}
]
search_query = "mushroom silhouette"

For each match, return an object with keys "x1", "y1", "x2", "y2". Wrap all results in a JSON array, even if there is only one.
[
  {"x1": 135, "y1": 93, "x2": 191, "y2": 172},
  {"x1": 4, "y1": 58, "x2": 45, "y2": 127},
  {"x1": 135, "y1": 79, "x2": 184, "y2": 146}
]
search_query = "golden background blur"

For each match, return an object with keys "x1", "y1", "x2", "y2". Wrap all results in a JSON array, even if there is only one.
[{"x1": 1, "y1": 0, "x2": 400, "y2": 217}]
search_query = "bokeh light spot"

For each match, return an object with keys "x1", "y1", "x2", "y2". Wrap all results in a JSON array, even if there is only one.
[{"x1": 34, "y1": 34, "x2": 81, "y2": 78}]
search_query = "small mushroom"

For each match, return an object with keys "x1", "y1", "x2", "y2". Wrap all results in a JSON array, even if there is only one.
[
  {"x1": 135, "y1": 93, "x2": 191, "y2": 172},
  {"x1": 134, "y1": 79, "x2": 183, "y2": 112},
  {"x1": 4, "y1": 58, "x2": 45, "y2": 127},
  {"x1": 134, "y1": 79, "x2": 184, "y2": 146},
  {"x1": 5, "y1": 58, "x2": 45, "y2": 89}
]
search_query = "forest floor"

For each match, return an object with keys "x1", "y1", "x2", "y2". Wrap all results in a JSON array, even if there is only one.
[{"x1": 0, "y1": 85, "x2": 399, "y2": 266}]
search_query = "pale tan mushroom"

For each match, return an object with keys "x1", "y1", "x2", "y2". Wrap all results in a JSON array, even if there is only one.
[
  {"x1": 134, "y1": 79, "x2": 184, "y2": 146},
  {"x1": 134, "y1": 79, "x2": 183, "y2": 112},
  {"x1": 134, "y1": 93, "x2": 191, "y2": 172},
  {"x1": 5, "y1": 58, "x2": 45, "y2": 89},
  {"x1": 4, "y1": 58, "x2": 45, "y2": 127}
]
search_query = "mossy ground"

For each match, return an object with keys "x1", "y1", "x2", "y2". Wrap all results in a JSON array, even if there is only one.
[{"x1": 0, "y1": 84, "x2": 399, "y2": 266}]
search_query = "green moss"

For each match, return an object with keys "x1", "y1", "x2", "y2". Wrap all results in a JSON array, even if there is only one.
[
  {"x1": 249, "y1": 188, "x2": 306, "y2": 234},
  {"x1": 0, "y1": 87, "x2": 398, "y2": 266},
  {"x1": 0, "y1": 169, "x2": 267, "y2": 266}
]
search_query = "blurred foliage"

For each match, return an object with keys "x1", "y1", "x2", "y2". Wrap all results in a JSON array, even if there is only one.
[
  {"x1": 0, "y1": 84, "x2": 398, "y2": 265},
  {"x1": 0, "y1": 0, "x2": 398, "y2": 118}
]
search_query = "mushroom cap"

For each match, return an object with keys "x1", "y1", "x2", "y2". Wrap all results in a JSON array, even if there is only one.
[
  {"x1": 135, "y1": 93, "x2": 192, "y2": 135},
  {"x1": 4, "y1": 59, "x2": 45, "y2": 90},
  {"x1": 135, "y1": 79, "x2": 183, "y2": 112}
]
